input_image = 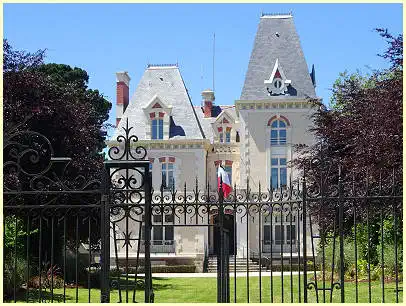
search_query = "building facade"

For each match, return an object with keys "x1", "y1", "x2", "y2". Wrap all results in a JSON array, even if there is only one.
[{"x1": 108, "y1": 13, "x2": 319, "y2": 270}]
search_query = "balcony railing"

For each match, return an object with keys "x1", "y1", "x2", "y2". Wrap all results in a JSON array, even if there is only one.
[{"x1": 140, "y1": 240, "x2": 176, "y2": 253}]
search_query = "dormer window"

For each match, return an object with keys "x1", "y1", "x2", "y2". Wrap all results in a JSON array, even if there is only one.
[
  {"x1": 273, "y1": 78, "x2": 282, "y2": 89},
  {"x1": 143, "y1": 95, "x2": 172, "y2": 140},
  {"x1": 151, "y1": 118, "x2": 163, "y2": 139},
  {"x1": 218, "y1": 126, "x2": 232, "y2": 143},
  {"x1": 264, "y1": 59, "x2": 291, "y2": 95}
]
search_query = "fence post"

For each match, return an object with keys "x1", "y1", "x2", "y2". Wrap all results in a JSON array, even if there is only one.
[
  {"x1": 100, "y1": 194, "x2": 110, "y2": 303},
  {"x1": 217, "y1": 175, "x2": 229, "y2": 303},
  {"x1": 338, "y1": 164, "x2": 345, "y2": 303},
  {"x1": 144, "y1": 167, "x2": 153, "y2": 303},
  {"x1": 302, "y1": 167, "x2": 308, "y2": 303}
]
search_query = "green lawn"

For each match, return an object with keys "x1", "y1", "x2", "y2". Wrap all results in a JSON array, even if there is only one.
[{"x1": 11, "y1": 275, "x2": 403, "y2": 303}]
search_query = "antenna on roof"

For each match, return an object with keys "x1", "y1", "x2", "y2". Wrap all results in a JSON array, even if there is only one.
[{"x1": 212, "y1": 32, "x2": 215, "y2": 92}]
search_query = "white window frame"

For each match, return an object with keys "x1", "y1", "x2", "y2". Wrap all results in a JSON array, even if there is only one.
[
  {"x1": 270, "y1": 119, "x2": 287, "y2": 145},
  {"x1": 270, "y1": 156, "x2": 287, "y2": 189},
  {"x1": 161, "y1": 161, "x2": 175, "y2": 190},
  {"x1": 262, "y1": 214, "x2": 297, "y2": 246},
  {"x1": 151, "y1": 118, "x2": 164, "y2": 139}
]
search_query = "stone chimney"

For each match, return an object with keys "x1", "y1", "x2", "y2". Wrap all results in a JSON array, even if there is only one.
[
  {"x1": 202, "y1": 89, "x2": 215, "y2": 118},
  {"x1": 116, "y1": 71, "x2": 131, "y2": 126}
]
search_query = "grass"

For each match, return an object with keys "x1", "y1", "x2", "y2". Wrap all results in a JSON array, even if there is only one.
[{"x1": 9, "y1": 275, "x2": 403, "y2": 303}]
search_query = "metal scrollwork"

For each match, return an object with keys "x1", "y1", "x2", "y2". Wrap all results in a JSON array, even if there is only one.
[{"x1": 108, "y1": 118, "x2": 147, "y2": 161}]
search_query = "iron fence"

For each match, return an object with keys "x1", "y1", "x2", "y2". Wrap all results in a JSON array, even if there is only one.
[{"x1": 3, "y1": 122, "x2": 403, "y2": 303}]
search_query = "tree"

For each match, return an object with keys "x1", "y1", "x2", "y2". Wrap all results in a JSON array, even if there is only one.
[
  {"x1": 3, "y1": 40, "x2": 112, "y2": 270},
  {"x1": 294, "y1": 29, "x2": 402, "y2": 178},
  {"x1": 4, "y1": 41, "x2": 112, "y2": 180},
  {"x1": 293, "y1": 29, "x2": 402, "y2": 230}
]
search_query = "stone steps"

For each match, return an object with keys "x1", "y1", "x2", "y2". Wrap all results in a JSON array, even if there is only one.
[{"x1": 207, "y1": 257, "x2": 261, "y2": 272}]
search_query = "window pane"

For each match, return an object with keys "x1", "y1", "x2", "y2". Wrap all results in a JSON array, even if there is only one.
[
  {"x1": 168, "y1": 163, "x2": 173, "y2": 170},
  {"x1": 271, "y1": 120, "x2": 278, "y2": 128},
  {"x1": 280, "y1": 158, "x2": 286, "y2": 165},
  {"x1": 165, "y1": 226, "x2": 174, "y2": 241},
  {"x1": 271, "y1": 168, "x2": 278, "y2": 189},
  {"x1": 153, "y1": 226, "x2": 163, "y2": 241},
  {"x1": 165, "y1": 214, "x2": 174, "y2": 223},
  {"x1": 152, "y1": 120, "x2": 157, "y2": 139},
  {"x1": 275, "y1": 225, "x2": 284, "y2": 245},
  {"x1": 153, "y1": 215, "x2": 162, "y2": 223},
  {"x1": 158, "y1": 119, "x2": 163, "y2": 139},
  {"x1": 280, "y1": 168, "x2": 287, "y2": 188},
  {"x1": 168, "y1": 171, "x2": 174, "y2": 189},
  {"x1": 270, "y1": 130, "x2": 278, "y2": 144},
  {"x1": 226, "y1": 132, "x2": 231, "y2": 143},
  {"x1": 263, "y1": 225, "x2": 271, "y2": 245},
  {"x1": 219, "y1": 133, "x2": 224, "y2": 143},
  {"x1": 287, "y1": 225, "x2": 296, "y2": 244},
  {"x1": 279, "y1": 120, "x2": 286, "y2": 127},
  {"x1": 271, "y1": 158, "x2": 278, "y2": 166},
  {"x1": 224, "y1": 166, "x2": 232, "y2": 184},
  {"x1": 279, "y1": 129, "x2": 286, "y2": 144},
  {"x1": 161, "y1": 171, "x2": 167, "y2": 188}
]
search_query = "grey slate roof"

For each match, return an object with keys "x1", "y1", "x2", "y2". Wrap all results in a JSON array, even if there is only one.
[
  {"x1": 241, "y1": 15, "x2": 316, "y2": 100},
  {"x1": 114, "y1": 66, "x2": 204, "y2": 140}
]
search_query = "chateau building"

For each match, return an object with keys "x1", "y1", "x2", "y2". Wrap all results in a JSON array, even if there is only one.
[{"x1": 109, "y1": 13, "x2": 319, "y2": 269}]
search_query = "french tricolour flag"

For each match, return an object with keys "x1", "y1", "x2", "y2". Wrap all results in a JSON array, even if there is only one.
[{"x1": 217, "y1": 166, "x2": 232, "y2": 198}]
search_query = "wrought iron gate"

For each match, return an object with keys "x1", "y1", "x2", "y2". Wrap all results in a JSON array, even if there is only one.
[{"x1": 3, "y1": 123, "x2": 403, "y2": 303}]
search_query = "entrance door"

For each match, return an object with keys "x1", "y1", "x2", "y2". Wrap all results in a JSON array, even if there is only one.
[{"x1": 213, "y1": 214, "x2": 235, "y2": 255}]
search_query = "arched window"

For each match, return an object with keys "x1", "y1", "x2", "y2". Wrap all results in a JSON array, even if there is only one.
[{"x1": 270, "y1": 119, "x2": 287, "y2": 145}]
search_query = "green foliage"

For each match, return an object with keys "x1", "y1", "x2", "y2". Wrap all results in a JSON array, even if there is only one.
[
  {"x1": 4, "y1": 215, "x2": 37, "y2": 255},
  {"x1": 3, "y1": 40, "x2": 112, "y2": 180},
  {"x1": 3, "y1": 256, "x2": 26, "y2": 298},
  {"x1": 317, "y1": 218, "x2": 402, "y2": 281},
  {"x1": 376, "y1": 217, "x2": 403, "y2": 277}
]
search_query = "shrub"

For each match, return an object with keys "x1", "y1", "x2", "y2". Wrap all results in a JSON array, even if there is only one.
[
  {"x1": 111, "y1": 264, "x2": 196, "y2": 275},
  {"x1": 3, "y1": 256, "x2": 26, "y2": 299},
  {"x1": 377, "y1": 241, "x2": 403, "y2": 278}
]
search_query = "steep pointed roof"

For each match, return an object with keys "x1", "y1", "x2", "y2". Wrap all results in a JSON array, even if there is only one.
[
  {"x1": 241, "y1": 14, "x2": 316, "y2": 100},
  {"x1": 114, "y1": 65, "x2": 205, "y2": 140}
]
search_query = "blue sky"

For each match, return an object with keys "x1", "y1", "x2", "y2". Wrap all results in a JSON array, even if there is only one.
[{"x1": 4, "y1": 3, "x2": 403, "y2": 134}]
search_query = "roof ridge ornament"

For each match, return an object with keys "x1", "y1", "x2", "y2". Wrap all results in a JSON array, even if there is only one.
[
  {"x1": 261, "y1": 11, "x2": 293, "y2": 19},
  {"x1": 264, "y1": 59, "x2": 291, "y2": 95},
  {"x1": 147, "y1": 63, "x2": 178, "y2": 68}
]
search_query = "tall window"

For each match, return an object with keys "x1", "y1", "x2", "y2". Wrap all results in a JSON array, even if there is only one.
[
  {"x1": 152, "y1": 119, "x2": 163, "y2": 139},
  {"x1": 162, "y1": 162, "x2": 175, "y2": 190},
  {"x1": 271, "y1": 157, "x2": 287, "y2": 189},
  {"x1": 224, "y1": 165, "x2": 232, "y2": 185},
  {"x1": 219, "y1": 133, "x2": 224, "y2": 143},
  {"x1": 270, "y1": 119, "x2": 287, "y2": 145}
]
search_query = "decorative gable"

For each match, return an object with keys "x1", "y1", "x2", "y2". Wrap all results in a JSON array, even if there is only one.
[{"x1": 264, "y1": 58, "x2": 291, "y2": 95}]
